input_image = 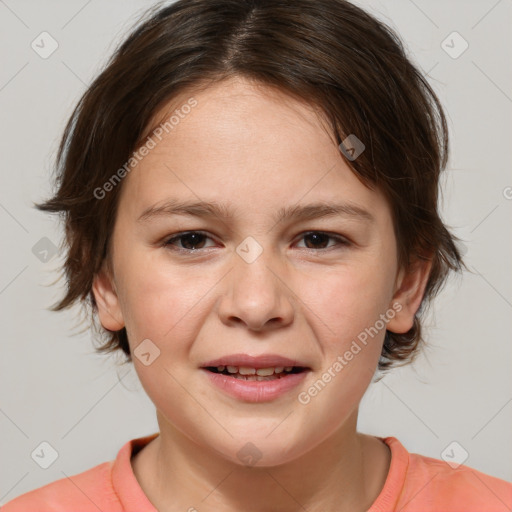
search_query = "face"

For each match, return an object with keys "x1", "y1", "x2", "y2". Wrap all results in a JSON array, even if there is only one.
[{"x1": 93, "y1": 76, "x2": 429, "y2": 466}]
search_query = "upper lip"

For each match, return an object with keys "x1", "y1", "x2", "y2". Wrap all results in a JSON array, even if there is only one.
[{"x1": 201, "y1": 354, "x2": 310, "y2": 369}]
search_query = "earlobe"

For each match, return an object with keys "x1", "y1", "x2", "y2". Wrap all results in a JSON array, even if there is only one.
[
  {"x1": 386, "y1": 258, "x2": 433, "y2": 334},
  {"x1": 92, "y1": 262, "x2": 125, "y2": 331}
]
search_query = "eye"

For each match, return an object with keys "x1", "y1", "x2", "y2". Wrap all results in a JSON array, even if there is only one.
[
  {"x1": 163, "y1": 231, "x2": 216, "y2": 251},
  {"x1": 295, "y1": 231, "x2": 350, "y2": 250},
  {"x1": 162, "y1": 230, "x2": 350, "y2": 254}
]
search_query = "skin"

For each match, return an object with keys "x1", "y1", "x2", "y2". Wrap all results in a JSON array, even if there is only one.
[{"x1": 93, "y1": 76, "x2": 432, "y2": 512}]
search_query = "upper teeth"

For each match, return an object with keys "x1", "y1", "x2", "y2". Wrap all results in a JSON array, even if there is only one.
[{"x1": 218, "y1": 366, "x2": 293, "y2": 375}]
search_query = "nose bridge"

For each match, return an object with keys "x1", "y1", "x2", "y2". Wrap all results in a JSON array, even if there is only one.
[
  {"x1": 235, "y1": 239, "x2": 278, "y2": 296},
  {"x1": 218, "y1": 237, "x2": 294, "y2": 330}
]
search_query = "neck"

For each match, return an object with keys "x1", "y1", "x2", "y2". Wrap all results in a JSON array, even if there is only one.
[{"x1": 132, "y1": 410, "x2": 390, "y2": 512}]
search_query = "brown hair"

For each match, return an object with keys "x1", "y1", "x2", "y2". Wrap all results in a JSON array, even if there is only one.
[{"x1": 35, "y1": 0, "x2": 464, "y2": 371}]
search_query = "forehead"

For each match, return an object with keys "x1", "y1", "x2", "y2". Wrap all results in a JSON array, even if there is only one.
[
  {"x1": 117, "y1": 77, "x2": 389, "y2": 223},
  {"x1": 142, "y1": 77, "x2": 337, "y2": 167}
]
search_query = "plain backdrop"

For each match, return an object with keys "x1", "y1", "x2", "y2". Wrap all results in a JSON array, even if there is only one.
[{"x1": 1, "y1": 0, "x2": 511, "y2": 503}]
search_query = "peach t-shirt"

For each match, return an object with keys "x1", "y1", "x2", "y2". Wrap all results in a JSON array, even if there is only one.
[{"x1": 2, "y1": 433, "x2": 511, "y2": 511}]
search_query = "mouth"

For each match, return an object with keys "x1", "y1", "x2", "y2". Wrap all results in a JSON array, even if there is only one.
[
  {"x1": 204, "y1": 365, "x2": 308, "y2": 381},
  {"x1": 200, "y1": 354, "x2": 312, "y2": 401}
]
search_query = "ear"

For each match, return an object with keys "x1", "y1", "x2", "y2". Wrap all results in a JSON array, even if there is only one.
[
  {"x1": 92, "y1": 261, "x2": 125, "y2": 331},
  {"x1": 386, "y1": 257, "x2": 433, "y2": 334}
]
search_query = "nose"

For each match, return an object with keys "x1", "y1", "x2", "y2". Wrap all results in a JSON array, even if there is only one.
[{"x1": 217, "y1": 246, "x2": 295, "y2": 332}]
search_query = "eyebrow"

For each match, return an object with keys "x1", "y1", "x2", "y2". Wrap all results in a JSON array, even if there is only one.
[{"x1": 137, "y1": 198, "x2": 375, "y2": 225}]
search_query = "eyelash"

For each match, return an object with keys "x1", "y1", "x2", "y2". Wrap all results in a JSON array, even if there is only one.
[{"x1": 162, "y1": 230, "x2": 351, "y2": 254}]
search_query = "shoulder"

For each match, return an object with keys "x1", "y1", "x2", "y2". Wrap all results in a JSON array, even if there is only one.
[
  {"x1": 1, "y1": 461, "x2": 122, "y2": 512},
  {"x1": 384, "y1": 437, "x2": 512, "y2": 511},
  {"x1": 1, "y1": 434, "x2": 159, "y2": 512},
  {"x1": 408, "y1": 451, "x2": 512, "y2": 508}
]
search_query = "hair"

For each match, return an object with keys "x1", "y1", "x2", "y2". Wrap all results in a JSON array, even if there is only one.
[{"x1": 35, "y1": 0, "x2": 465, "y2": 372}]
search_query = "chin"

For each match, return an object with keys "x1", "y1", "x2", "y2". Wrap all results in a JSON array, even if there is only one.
[{"x1": 216, "y1": 429, "x2": 313, "y2": 468}]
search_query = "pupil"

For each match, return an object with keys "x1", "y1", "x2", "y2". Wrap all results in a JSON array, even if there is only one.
[
  {"x1": 305, "y1": 233, "x2": 328, "y2": 249},
  {"x1": 182, "y1": 233, "x2": 205, "y2": 250}
]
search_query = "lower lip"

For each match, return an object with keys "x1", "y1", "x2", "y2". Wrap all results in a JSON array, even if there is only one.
[{"x1": 201, "y1": 369, "x2": 309, "y2": 402}]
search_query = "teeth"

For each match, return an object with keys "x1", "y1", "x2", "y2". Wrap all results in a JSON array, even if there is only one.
[
  {"x1": 238, "y1": 366, "x2": 257, "y2": 375},
  {"x1": 216, "y1": 365, "x2": 299, "y2": 375},
  {"x1": 256, "y1": 367, "x2": 275, "y2": 376},
  {"x1": 232, "y1": 374, "x2": 280, "y2": 381}
]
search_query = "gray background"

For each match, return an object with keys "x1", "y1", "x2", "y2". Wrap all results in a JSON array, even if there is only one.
[{"x1": 1, "y1": 0, "x2": 511, "y2": 503}]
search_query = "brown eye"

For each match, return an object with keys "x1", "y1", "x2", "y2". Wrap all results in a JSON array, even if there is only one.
[
  {"x1": 164, "y1": 231, "x2": 214, "y2": 251},
  {"x1": 296, "y1": 231, "x2": 350, "y2": 250}
]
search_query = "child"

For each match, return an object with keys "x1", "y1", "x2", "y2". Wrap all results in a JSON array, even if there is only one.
[{"x1": 3, "y1": 0, "x2": 511, "y2": 510}]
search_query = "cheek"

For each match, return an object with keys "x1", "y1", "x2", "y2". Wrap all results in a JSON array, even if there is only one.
[
  {"x1": 300, "y1": 256, "x2": 395, "y2": 401},
  {"x1": 118, "y1": 262, "x2": 213, "y2": 432},
  {"x1": 115, "y1": 248, "x2": 207, "y2": 344},
  {"x1": 292, "y1": 273, "x2": 389, "y2": 438},
  {"x1": 302, "y1": 262, "x2": 394, "y2": 346}
]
